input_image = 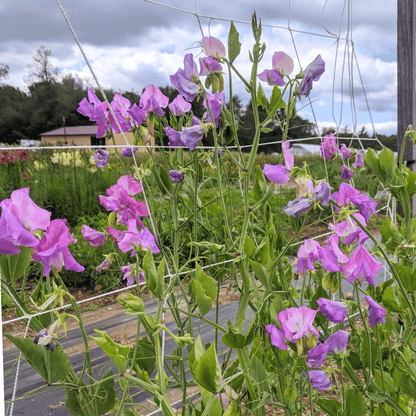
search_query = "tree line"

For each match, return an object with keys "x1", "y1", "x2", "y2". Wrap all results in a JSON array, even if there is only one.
[{"x1": 0, "y1": 46, "x2": 397, "y2": 152}]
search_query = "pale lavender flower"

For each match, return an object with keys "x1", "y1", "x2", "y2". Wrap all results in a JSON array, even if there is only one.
[
  {"x1": 96, "y1": 257, "x2": 111, "y2": 273},
  {"x1": 317, "y1": 245, "x2": 342, "y2": 272},
  {"x1": 317, "y1": 298, "x2": 348, "y2": 323},
  {"x1": 340, "y1": 144, "x2": 352, "y2": 159},
  {"x1": 324, "y1": 330, "x2": 349, "y2": 354},
  {"x1": 121, "y1": 263, "x2": 144, "y2": 287},
  {"x1": 352, "y1": 152, "x2": 364, "y2": 168},
  {"x1": 257, "y1": 69, "x2": 286, "y2": 86},
  {"x1": 139, "y1": 84, "x2": 169, "y2": 116},
  {"x1": 168, "y1": 95, "x2": 192, "y2": 116},
  {"x1": 169, "y1": 170, "x2": 184, "y2": 183},
  {"x1": 278, "y1": 306, "x2": 320, "y2": 344},
  {"x1": 127, "y1": 103, "x2": 146, "y2": 125},
  {"x1": 299, "y1": 55, "x2": 326, "y2": 97},
  {"x1": 181, "y1": 125, "x2": 206, "y2": 150},
  {"x1": 165, "y1": 126, "x2": 184, "y2": 147},
  {"x1": 284, "y1": 198, "x2": 313, "y2": 218},
  {"x1": 320, "y1": 135, "x2": 338, "y2": 160},
  {"x1": 328, "y1": 213, "x2": 369, "y2": 245},
  {"x1": 307, "y1": 344, "x2": 329, "y2": 368},
  {"x1": 202, "y1": 36, "x2": 226, "y2": 59},
  {"x1": 365, "y1": 296, "x2": 386, "y2": 327},
  {"x1": 81, "y1": 225, "x2": 106, "y2": 247},
  {"x1": 303, "y1": 370, "x2": 331, "y2": 390},
  {"x1": 265, "y1": 325, "x2": 288, "y2": 350},
  {"x1": 282, "y1": 141, "x2": 294, "y2": 169},
  {"x1": 297, "y1": 239, "x2": 321, "y2": 274},
  {"x1": 340, "y1": 245, "x2": 382, "y2": 286},
  {"x1": 313, "y1": 181, "x2": 331, "y2": 206},
  {"x1": 263, "y1": 164, "x2": 291, "y2": 184},
  {"x1": 272, "y1": 51, "x2": 294, "y2": 76},
  {"x1": 340, "y1": 165, "x2": 354, "y2": 181},
  {"x1": 199, "y1": 57, "x2": 222, "y2": 76},
  {"x1": 93, "y1": 149, "x2": 110, "y2": 168},
  {"x1": 121, "y1": 147, "x2": 137, "y2": 158},
  {"x1": 170, "y1": 54, "x2": 200, "y2": 102}
]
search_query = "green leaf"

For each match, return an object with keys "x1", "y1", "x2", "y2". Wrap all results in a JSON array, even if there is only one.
[
  {"x1": 249, "y1": 259, "x2": 269, "y2": 289},
  {"x1": 128, "y1": 338, "x2": 155, "y2": 375},
  {"x1": 194, "y1": 344, "x2": 222, "y2": 393},
  {"x1": 143, "y1": 248, "x2": 164, "y2": 299},
  {"x1": 269, "y1": 86, "x2": 285, "y2": 112},
  {"x1": 195, "y1": 264, "x2": 217, "y2": 300},
  {"x1": 322, "y1": 272, "x2": 339, "y2": 294},
  {"x1": 395, "y1": 264, "x2": 416, "y2": 291},
  {"x1": 117, "y1": 293, "x2": 144, "y2": 315},
  {"x1": 399, "y1": 373, "x2": 416, "y2": 399},
  {"x1": 345, "y1": 388, "x2": 367, "y2": 416},
  {"x1": 365, "y1": 148, "x2": 383, "y2": 182},
  {"x1": 380, "y1": 219, "x2": 404, "y2": 254},
  {"x1": 65, "y1": 370, "x2": 116, "y2": 416},
  {"x1": 381, "y1": 286, "x2": 403, "y2": 313},
  {"x1": 0, "y1": 246, "x2": 33, "y2": 283},
  {"x1": 248, "y1": 356, "x2": 269, "y2": 394},
  {"x1": 316, "y1": 398, "x2": 342, "y2": 416},
  {"x1": 4, "y1": 334, "x2": 71, "y2": 384},
  {"x1": 254, "y1": 238, "x2": 269, "y2": 266},
  {"x1": 190, "y1": 279, "x2": 213, "y2": 316},
  {"x1": 250, "y1": 166, "x2": 267, "y2": 203},
  {"x1": 373, "y1": 369, "x2": 398, "y2": 394},
  {"x1": 243, "y1": 234, "x2": 256, "y2": 258},
  {"x1": 188, "y1": 335, "x2": 204, "y2": 376},
  {"x1": 159, "y1": 165, "x2": 172, "y2": 192},
  {"x1": 257, "y1": 84, "x2": 269, "y2": 112},
  {"x1": 378, "y1": 147, "x2": 396, "y2": 186},
  {"x1": 404, "y1": 169, "x2": 416, "y2": 198},
  {"x1": 222, "y1": 320, "x2": 246, "y2": 348},
  {"x1": 228, "y1": 21, "x2": 242, "y2": 64},
  {"x1": 90, "y1": 329, "x2": 130, "y2": 373},
  {"x1": 219, "y1": 108, "x2": 236, "y2": 145}
]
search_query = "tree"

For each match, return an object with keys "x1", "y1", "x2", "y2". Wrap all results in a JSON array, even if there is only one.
[
  {"x1": 25, "y1": 46, "x2": 59, "y2": 85},
  {"x1": 0, "y1": 63, "x2": 10, "y2": 86}
]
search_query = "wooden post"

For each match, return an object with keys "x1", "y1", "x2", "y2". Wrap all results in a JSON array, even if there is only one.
[{"x1": 397, "y1": 0, "x2": 416, "y2": 211}]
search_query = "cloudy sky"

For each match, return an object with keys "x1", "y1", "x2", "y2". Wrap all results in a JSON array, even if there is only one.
[{"x1": 1, "y1": 0, "x2": 397, "y2": 136}]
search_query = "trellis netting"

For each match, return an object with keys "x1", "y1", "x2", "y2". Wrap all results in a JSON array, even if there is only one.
[{"x1": 1, "y1": 1, "x2": 407, "y2": 416}]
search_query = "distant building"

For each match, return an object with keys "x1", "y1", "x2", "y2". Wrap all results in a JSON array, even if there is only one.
[
  {"x1": 39, "y1": 126, "x2": 154, "y2": 151},
  {"x1": 290, "y1": 144, "x2": 322, "y2": 156}
]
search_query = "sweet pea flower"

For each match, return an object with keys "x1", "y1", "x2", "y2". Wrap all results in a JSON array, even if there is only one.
[
  {"x1": 317, "y1": 245, "x2": 342, "y2": 272},
  {"x1": 329, "y1": 213, "x2": 369, "y2": 245},
  {"x1": 32, "y1": 219, "x2": 84, "y2": 276},
  {"x1": 257, "y1": 69, "x2": 286, "y2": 86},
  {"x1": 303, "y1": 370, "x2": 331, "y2": 390},
  {"x1": 307, "y1": 344, "x2": 329, "y2": 368},
  {"x1": 93, "y1": 149, "x2": 110, "y2": 168},
  {"x1": 278, "y1": 306, "x2": 320, "y2": 345},
  {"x1": 170, "y1": 54, "x2": 200, "y2": 102},
  {"x1": 169, "y1": 170, "x2": 184, "y2": 183},
  {"x1": 282, "y1": 141, "x2": 294, "y2": 169},
  {"x1": 352, "y1": 152, "x2": 364, "y2": 168},
  {"x1": 121, "y1": 147, "x2": 137, "y2": 158},
  {"x1": 284, "y1": 198, "x2": 313, "y2": 218},
  {"x1": 96, "y1": 257, "x2": 111, "y2": 273},
  {"x1": 340, "y1": 244, "x2": 382, "y2": 286},
  {"x1": 324, "y1": 330, "x2": 349, "y2": 354},
  {"x1": 165, "y1": 126, "x2": 184, "y2": 147},
  {"x1": 127, "y1": 103, "x2": 146, "y2": 125},
  {"x1": 199, "y1": 57, "x2": 222, "y2": 76},
  {"x1": 33, "y1": 329, "x2": 56, "y2": 352},
  {"x1": 140, "y1": 84, "x2": 169, "y2": 117},
  {"x1": 340, "y1": 144, "x2": 352, "y2": 159},
  {"x1": 320, "y1": 135, "x2": 338, "y2": 160},
  {"x1": 81, "y1": 225, "x2": 106, "y2": 247},
  {"x1": 322, "y1": 235, "x2": 349, "y2": 265},
  {"x1": 263, "y1": 164, "x2": 291, "y2": 184},
  {"x1": 273, "y1": 52, "x2": 294, "y2": 76},
  {"x1": 340, "y1": 165, "x2": 354, "y2": 181},
  {"x1": 317, "y1": 298, "x2": 348, "y2": 323},
  {"x1": 365, "y1": 296, "x2": 386, "y2": 327},
  {"x1": 181, "y1": 125, "x2": 207, "y2": 150},
  {"x1": 313, "y1": 181, "x2": 331, "y2": 206},
  {"x1": 265, "y1": 324, "x2": 289, "y2": 350},
  {"x1": 203, "y1": 92, "x2": 225, "y2": 127},
  {"x1": 121, "y1": 263, "x2": 144, "y2": 287},
  {"x1": 298, "y1": 55, "x2": 326, "y2": 97},
  {"x1": 202, "y1": 36, "x2": 226, "y2": 59},
  {"x1": 168, "y1": 95, "x2": 192, "y2": 116},
  {"x1": 297, "y1": 239, "x2": 321, "y2": 274}
]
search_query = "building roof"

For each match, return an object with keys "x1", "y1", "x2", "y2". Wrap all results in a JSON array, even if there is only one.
[{"x1": 40, "y1": 126, "x2": 97, "y2": 136}]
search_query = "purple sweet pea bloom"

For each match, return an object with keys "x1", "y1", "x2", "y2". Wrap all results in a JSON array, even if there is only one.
[
  {"x1": 121, "y1": 263, "x2": 145, "y2": 287},
  {"x1": 96, "y1": 257, "x2": 111, "y2": 273},
  {"x1": 257, "y1": 69, "x2": 286, "y2": 86},
  {"x1": 263, "y1": 164, "x2": 291, "y2": 184},
  {"x1": 32, "y1": 219, "x2": 84, "y2": 276},
  {"x1": 299, "y1": 55, "x2": 326, "y2": 97},
  {"x1": 322, "y1": 235, "x2": 349, "y2": 265},
  {"x1": 140, "y1": 85, "x2": 169, "y2": 117},
  {"x1": 81, "y1": 225, "x2": 106, "y2": 247},
  {"x1": 317, "y1": 245, "x2": 342, "y2": 272},
  {"x1": 329, "y1": 213, "x2": 369, "y2": 245},
  {"x1": 93, "y1": 149, "x2": 110, "y2": 168},
  {"x1": 181, "y1": 125, "x2": 207, "y2": 150},
  {"x1": 77, "y1": 88, "x2": 109, "y2": 137},
  {"x1": 272, "y1": 51, "x2": 294, "y2": 76},
  {"x1": 317, "y1": 298, "x2": 348, "y2": 323},
  {"x1": 265, "y1": 324, "x2": 288, "y2": 350},
  {"x1": 340, "y1": 144, "x2": 352, "y2": 159},
  {"x1": 340, "y1": 244, "x2": 382, "y2": 286},
  {"x1": 307, "y1": 344, "x2": 330, "y2": 368},
  {"x1": 320, "y1": 135, "x2": 338, "y2": 160},
  {"x1": 352, "y1": 152, "x2": 364, "y2": 168},
  {"x1": 121, "y1": 147, "x2": 137, "y2": 158},
  {"x1": 107, "y1": 219, "x2": 160, "y2": 256},
  {"x1": 365, "y1": 296, "x2": 387, "y2": 327},
  {"x1": 203, "y1": 92, "x2": 224, "y2": 127},
  {"x1": 199, "y1": 57, "x2": 222, "y2": 76},
  {"x1": 313, "y1": 181, "x2": 331, "y2": 206},
  {"x1": 297, "y1": 239, "x2": 321, "y2": 274},
  {"x1": 278, "y1": 306, "x2": 320, "y2": 344},
  {"x1": 284, "y1": 198, "x2": 313, "y2": 218},
  {"x1": 168, "y1": 95, "x2": 192, "y2": 116},
  {"x1": 340, "y1": 165, "x2": 354, "y2": 181},
  {"x1": 202, "y1": 36, "x2": 226, "y2": 59},
  {"x1": 165, "y1": 126, "x2": 184, "y2": 147},
  {"x1": 170, "y1": 54, "x2": 200, "y2": 102},
  {"x1": 282, "y1": 141, "x2": 294, "y2": 169},
  {"x1": 303, "y1": 370, "x2": 331, "y2": 390},
  {"x1": 127, "y1": 103, "x2": 146, "y2": 125},
  {"x1": 324, "y1": 330, "x2": 349, "y2": 354},
  {"x1": 169, "y1": 170, "x2": 184, "y2": 183}
]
